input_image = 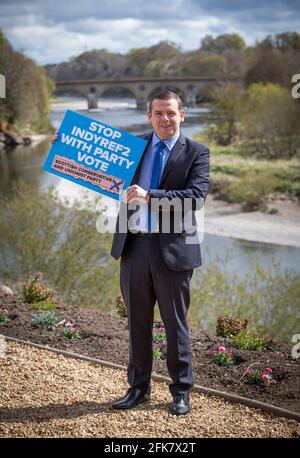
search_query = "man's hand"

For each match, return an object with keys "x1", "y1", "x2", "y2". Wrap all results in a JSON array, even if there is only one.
[
  {"x1": 50, "y1": 130, "x2": 59, "y2": 144},
  {"x1": 123, "y1": 185, "x2": 149, "y2": 204}
]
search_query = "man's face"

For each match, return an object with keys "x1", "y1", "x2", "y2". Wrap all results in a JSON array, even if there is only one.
[{"x1": 147, "y1": 98, "x2": 185, "y2": 140}]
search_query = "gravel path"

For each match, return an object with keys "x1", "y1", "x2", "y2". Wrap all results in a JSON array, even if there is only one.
[{"x1": 0, "y1": 341, "x2": 299, "y2": 438}]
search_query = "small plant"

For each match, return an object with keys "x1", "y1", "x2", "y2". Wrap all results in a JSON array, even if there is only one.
[
  {"x1": 152, "y1": 343, "x2": 162, "y2": 359},
  {"x1": 225, "y1": 171, "x2": 277, "y2": 211},
  {"x1": 60, "y1": 322, "x2": 81, "y2": 340},
  {"x1": 116, "y1": 295, "x2": 127, "y2": 318},
  {"x1": 216, "y1": 314, "x2": 249, "y2": 338},
  {"x1": 211, "y1": 345, "x2": 234, "y2": 367},
  {"x1": 233, "y1": 330, "x2": 266, "y2": 351},
  {"x1": 152, "y1": 324, "x2": 166, "y2": 360},
  {"x1": 0, "y1": 307, "x2": 9, "y2": 323},
  {"x1": 32, "y1": 310, "x2": 59, "y2": 329},
  {"x1": 22, "y1": 272, "x2": 53, "y2": 304},
  {"x1": 31, "y1": 300, "x2": 56, "y2": 311},
  {"x1": 153, "y1": 326, "x2": 166, "y2": 344},
  {"x1": 268, "y1": 207, "x2": 279, "y2": 215},
  {"x1": 244, "y1": 367, "x2": 273, "y2": 386}
]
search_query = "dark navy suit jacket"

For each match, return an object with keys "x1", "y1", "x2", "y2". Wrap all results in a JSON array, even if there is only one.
[{"x1": 110, "y1": 132, "x2": 210, "y2": 272}]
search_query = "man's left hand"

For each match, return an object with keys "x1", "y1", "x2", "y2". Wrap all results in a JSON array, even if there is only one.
[{"x1": 123, "y1": 185, "x2": 149, "y2": 203}]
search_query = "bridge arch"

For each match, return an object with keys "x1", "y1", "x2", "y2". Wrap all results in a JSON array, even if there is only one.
[{"x1": 100, "y1": 86, "x2": 138, "y2": 103}]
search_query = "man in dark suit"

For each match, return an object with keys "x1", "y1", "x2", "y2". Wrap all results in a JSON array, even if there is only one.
[{"x1": 111, "y1": 91, "x2": 210, "y2": 415}]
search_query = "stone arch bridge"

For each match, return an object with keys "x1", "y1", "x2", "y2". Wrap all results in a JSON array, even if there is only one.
[{"x1": 55, "y1": 76, "x2": 241, "y2": 110}]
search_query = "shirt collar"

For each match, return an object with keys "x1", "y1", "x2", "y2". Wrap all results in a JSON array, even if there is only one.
[{"x1": 152, "y1": 131, "x2": 180, "y2": 151}]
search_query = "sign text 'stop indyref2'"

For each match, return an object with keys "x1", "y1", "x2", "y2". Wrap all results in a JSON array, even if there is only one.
[{"x1": 43, "y1": 109, "x2": 147, "y2": 200}]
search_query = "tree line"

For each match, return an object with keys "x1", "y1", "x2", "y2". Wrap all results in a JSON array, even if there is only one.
[
  {"x1": 45, "y1": 31, "x2": 300, "y2": 88},
  {"x1": 0, "y1": 30, "x2": 53, "y2": 136}
]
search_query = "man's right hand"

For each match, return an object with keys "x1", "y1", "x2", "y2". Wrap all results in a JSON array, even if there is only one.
[{"x1": 50, "y1": 130, "x2": 59, "y2": 144}]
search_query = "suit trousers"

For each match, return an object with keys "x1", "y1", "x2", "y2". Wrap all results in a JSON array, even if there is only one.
[{"x1": 120, "y1": 233, "x2": 194, "y2": 396}]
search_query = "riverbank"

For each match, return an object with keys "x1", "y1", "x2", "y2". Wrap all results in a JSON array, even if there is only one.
[
  {"x1": 0, "y1": 132, "x2": 48, "y2": 149},
  {"x1": 204, "y1": 195, "x2": 300, "y2": 248}
]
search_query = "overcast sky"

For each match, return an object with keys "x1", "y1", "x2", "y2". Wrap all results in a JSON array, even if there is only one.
[{"x1": 1, "y1": 0, "x2": 299, "y2": 65}]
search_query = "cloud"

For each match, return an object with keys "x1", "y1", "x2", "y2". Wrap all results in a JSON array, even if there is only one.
[{"x1": 0, "y1": 0, "x2": 299, "y2": 64}]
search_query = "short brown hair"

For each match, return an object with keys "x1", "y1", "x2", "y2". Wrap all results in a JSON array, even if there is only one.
[{"x1": 148, "y1": 90, "x2": 184, "y2": 113}]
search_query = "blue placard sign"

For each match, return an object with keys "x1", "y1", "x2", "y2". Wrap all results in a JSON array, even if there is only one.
[{"x1": 43, "y1": 109, "x2": 147, "y2": 200}]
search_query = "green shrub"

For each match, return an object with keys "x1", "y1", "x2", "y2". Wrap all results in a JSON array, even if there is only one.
[
  {"x1": 0, "y1": 180, "x2": 119, "y2": 311},
  {"x1": 233, "y1": 331, "x2": 266, "y2": 351},
  {"x1": 32, "y1": 310, "x2": 59, "y2": 328},
  {"x1": 268, "y1": 207, "x2": 279, "y2": 215},
  {"x1": 153, "y1": 325, "x2": 166, "y2": 344},
  {"x1": 216, "y1": 314, "x2": 249, "y2": 338},
  {"x1": 152, "y1": 344, "x2": 162, "y2": 359},
  {"x1": 22, "y1": 272, "x2": 53, "y2": 304},
  {"x1": 31, "y1": 300, "x2": 56, "y2": 311},
  {"x1": 225, "y1": 171, "x2": 277, "y2": 210},
  {"x1": 0, "y1": 307, "x2": 9, "y2": 323}
]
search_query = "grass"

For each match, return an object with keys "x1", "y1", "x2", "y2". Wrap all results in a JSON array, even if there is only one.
[{"x1": 193, "y1": 134, "x2": 300, "y2": 203}]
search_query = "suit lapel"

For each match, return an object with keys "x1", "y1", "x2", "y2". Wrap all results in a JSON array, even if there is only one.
[
  {"x1": 131, "y1": 133, "x2": 153, "y2": 185},
  {"x1": 159, "y1": 132, "x2": 186, "y2": 186}
]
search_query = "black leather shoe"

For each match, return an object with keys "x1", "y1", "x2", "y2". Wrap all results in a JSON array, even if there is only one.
[
  {"x1": 169, "y1": 392, "x2": 190, "y2": 415},
  {"x1": 112, "y1": 386, "x2": 151, "y2": 410}
]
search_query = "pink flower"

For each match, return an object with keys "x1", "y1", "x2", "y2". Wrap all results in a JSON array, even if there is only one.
[
  {"x1": 0, "y1": 308, "x2": 8, "y2": 313},
  {"x1": 71, "y1": 327, "x2": 78, "y2": 333},
  {"x1": 65, "y1": 322, "x2": 73, "y2": 328},
  {"x1": 227, "y1": 353, "x2": 232, "y2": 357},
  {"x1": 159, "y1": 327, "x2": 165, "y2": 333},
  {"x1": 264, "y1": 367, "x2": 273, "y2": 373},
  {"x1": 245, "y1": 370, "x2": 251, "y2": 376},
  {"x1": 218, "y1": 346, "x2": 226, "y2": 353},
  {"x1": 261, "y1": 374, "x2": 270, "y2": 383}
]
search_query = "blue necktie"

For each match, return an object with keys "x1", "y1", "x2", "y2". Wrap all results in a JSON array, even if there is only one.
[{"x1": 148, "y1": 141, "x2": 165, "y2": 232}]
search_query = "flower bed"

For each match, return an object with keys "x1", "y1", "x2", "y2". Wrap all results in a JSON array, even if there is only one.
[{"x1": 0, "y1": 290, "x2": 299, "y2": 413}]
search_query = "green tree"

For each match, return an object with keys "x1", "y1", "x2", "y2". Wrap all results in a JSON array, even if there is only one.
[
  {"x1": 245, "y1": 48, "x2": 287, "y2": 86},
  {"x1": 0, "y1": 29, "x2": 54, "y2": 133},
  {"x1": 210, "y1": 83, "x2": 246, "y2": 144},
  {"x1": 258, "y1": 32, "x2": 300, "y2": 51},
  {"x1": 200, "y1": 33, "x2": 246, "y2": 54},
  {"x1": 241, "y1": 82, "x2": 300, "y2": 158}
]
